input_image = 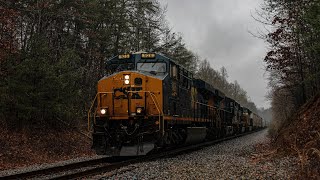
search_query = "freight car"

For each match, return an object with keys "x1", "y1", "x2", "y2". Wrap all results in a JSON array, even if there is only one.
[{"x1": 88, "y1": 52, "x2": 263, "y2": 156}]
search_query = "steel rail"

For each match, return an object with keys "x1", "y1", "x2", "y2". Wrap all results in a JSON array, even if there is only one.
[
  {"x1": 0, "y1": 129, "x2": 265, "y2": 180},
  {"x1": 0, "y1": 156, "x2": 110, "y2": 180}
]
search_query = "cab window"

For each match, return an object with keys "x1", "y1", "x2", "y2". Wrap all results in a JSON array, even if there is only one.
[
  {"x1": 106, "y1": 62, "x2": 134, "y2": 75},
  {"x1": 171, "y1": 64, "x2": 178, "y2": 79},
  {"x1": 137, "y1": 62, "x2": 167, "y2": 74}
]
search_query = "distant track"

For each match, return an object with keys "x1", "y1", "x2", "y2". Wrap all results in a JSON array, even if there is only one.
[{"x1": 0, "y1": 129, "x2": 264, "y2": 180}]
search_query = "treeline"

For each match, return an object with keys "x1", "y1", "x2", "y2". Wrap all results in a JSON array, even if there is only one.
[
  {"x1": 0, "y1": 0, "x2": 257, "y2": 130},
  {"x1": 262, "y1": 0, "x2": 320, "y2": 133},
  {"x1": 196, "y1": 60, "x2": 258, "y2": 112}
]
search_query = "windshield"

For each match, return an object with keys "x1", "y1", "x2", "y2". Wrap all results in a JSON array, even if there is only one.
[
  {"x1": 106, "y1": 63, "x2": 134, "y2": 75},
  {"x1": 137, "y1": 63, "x2": 166, "y2": 74}
]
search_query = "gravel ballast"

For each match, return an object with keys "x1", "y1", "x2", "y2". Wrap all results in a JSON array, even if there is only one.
[
  {"x1": 93, "y1": 129, "x2": 298, "y2": 179},
  {"x1": 0, "y1": 155, "x2": 102, "y2": 178}
]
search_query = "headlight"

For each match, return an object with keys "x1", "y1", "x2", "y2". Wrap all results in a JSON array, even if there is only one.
[
  {"x1": 124, "y1": 79, "x2": 130, "y2": 84},
  {"x1": 100, "y1": 109, "x2": 106, "y2": 115},
  {"x1": 124, "y1": 75, "x2": 130, "y2": 80},
  {"x1": 136, "y1": 107, "x2": 143, "y2": 114}
]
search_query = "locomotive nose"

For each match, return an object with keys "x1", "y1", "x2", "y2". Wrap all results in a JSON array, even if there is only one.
[
  {"x1": 97, "y1": 71, "x2": 162, "y2": 118},
  {"x1": 112, "y1": 72, "x2": 146, "y2": 117}
]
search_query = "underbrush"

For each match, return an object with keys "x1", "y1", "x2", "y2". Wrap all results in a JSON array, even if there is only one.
[
  {"x1": 0, "y1": 124, "x2": 94, "y2": 171},
  {"x1": 271, "y1": 94, "x2": 320, "y2": 179}
]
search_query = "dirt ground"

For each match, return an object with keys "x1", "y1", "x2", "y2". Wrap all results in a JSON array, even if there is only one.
[
  {"x1": 272, "y1": 94, "x2": 320, "y2": 179},
  {"x1": 0, "y1": 126, "x2": 95, "y2": 171}
]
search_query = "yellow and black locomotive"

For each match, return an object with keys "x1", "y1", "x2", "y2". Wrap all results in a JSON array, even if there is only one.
[{"x1": 88, "y1": 52, "x2": 263, "y2": 156}]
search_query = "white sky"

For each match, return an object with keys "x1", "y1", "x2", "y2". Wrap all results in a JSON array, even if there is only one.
[{"x1": 161, "y1": 0, "x2": 270, "y2": 108}]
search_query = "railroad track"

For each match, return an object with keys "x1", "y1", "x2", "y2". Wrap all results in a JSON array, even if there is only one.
[{"x1": 0, "y1": 129, "x2": 263, "y2": 180}]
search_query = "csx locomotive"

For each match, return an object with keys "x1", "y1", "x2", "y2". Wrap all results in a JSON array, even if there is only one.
[{"x1": 88, "y1": 52, "x2": 263, "y2": 156}]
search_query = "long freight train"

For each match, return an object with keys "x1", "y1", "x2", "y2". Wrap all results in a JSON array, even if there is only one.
[{"x1": 88, "y1": 52, "x2": 263, "y2": 156}]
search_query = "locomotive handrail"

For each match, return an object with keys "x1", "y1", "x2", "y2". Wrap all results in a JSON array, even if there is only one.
[
  {"x1": 149, "y1": 92, "x2": 164, "y2": 135},
  {"x1": 127, "y1": 90, "x2": 164, "y2": 135},
  {"x1": 87, "y1": 92, "x2": 114, "y2": 132},
  {"x1": 89, "y1": 90, "x2": 235, "y2": 136},
  {"x1": 88, "y1": 91, "x2": 163, "y2": 134},
  {"x1": 193, "y1": 101, "x2": 232, "y2": 113},
  {"x1": 193, "y1": 101, "x2": 217, "y2": 109},
  {"x1": 191, "y1": 100, "x2": 231, "y2": 128},
  {"x1": 88, "y1": 93, "x2": 98, "y2": 132}
]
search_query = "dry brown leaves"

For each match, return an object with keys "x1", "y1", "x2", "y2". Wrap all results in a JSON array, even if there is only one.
[
  {"x1": 0, "y1": 126, "x2": 95, "y2": 171},
  {"x1": 250, "y1": 139, "x2": 280, "y2": 164},
  {"x1": 249, "y1": 94, "x2": 320, "y2": 179},
  {"x1": 274, "y1": 93, "x2": 320, "y2": 179}
]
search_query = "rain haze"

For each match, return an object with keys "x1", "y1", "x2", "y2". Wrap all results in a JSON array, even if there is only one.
[{"x1": 161, "y1": 0, "x2": 269, "y2": 108}]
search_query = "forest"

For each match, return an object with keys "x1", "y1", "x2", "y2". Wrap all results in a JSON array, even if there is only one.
[
  {"x1": 0, "y1": 0, "x2": 319, "y2": 177},
  {"x1": 262, "y1": 0, "x2": 320, "y2": 177},
  {"x1": 262, "y1": 0, "x2": 320, "y2": 133},
  {"x1": 0, "y1": 0, "x2": 259, "y2": 130}
]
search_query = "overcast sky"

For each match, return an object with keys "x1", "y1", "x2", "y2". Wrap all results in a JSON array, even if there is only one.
[{"x1": 161, "y1": 0, "x2": 270, "y2": 108}]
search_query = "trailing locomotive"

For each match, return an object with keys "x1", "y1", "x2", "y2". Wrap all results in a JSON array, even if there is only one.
[{"x1": 88, "y1": 52, "x2": 263, "y2": 156}]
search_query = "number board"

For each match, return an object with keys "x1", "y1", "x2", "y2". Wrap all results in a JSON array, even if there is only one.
[
  {"x1": 118, "y1": 54, "x2": 131, "y2": 59},
  {"x1": 141, "y1": 53, "x2": 156, "y2": 59}
]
